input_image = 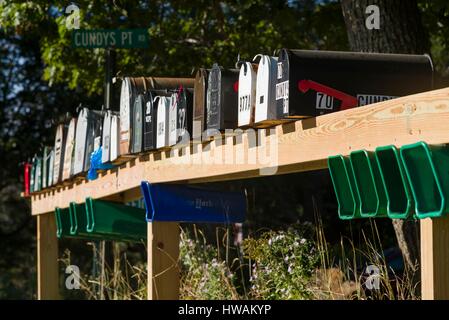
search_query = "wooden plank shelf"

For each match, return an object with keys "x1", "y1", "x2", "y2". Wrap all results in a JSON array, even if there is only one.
[{"x1": 31, "y1": 87, "x2": 449, "y2": 215}]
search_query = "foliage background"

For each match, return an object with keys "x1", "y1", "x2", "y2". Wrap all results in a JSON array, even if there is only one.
[{"x1": 0, "y1": 0, "x2": 448, "y2": 298}]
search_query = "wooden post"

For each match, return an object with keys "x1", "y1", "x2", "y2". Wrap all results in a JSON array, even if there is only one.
[
  {"x1": 147, "y1": 222, "x2": 180, "y2": 300},
  {"x1": 37, "y1": 213, "x2": 60, "y2": 300},
  {"x1": 421, "y1": 216, "x2": 449, "y2": 300}
]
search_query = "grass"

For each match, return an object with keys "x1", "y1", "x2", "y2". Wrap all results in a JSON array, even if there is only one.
[{"x1": 59, "y1": 220, "x2": 420, "y2": 300}]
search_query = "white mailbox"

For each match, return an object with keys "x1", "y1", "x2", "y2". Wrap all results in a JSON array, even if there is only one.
[
  {"x1": 110, "y1": 114, "x2": 120, "y2": 162},
  {"x1": 73, "y1": 108, "x2": 88, "y2": 175},
  {"x1": 254, "y1": 55, "x2": 278, "y2": 125},
  {"x1": 238, "y1": 62, "x2": 257, "y2": 127},
  {"x1": 62, "y1": 117, "x2": 76, "y2": 181},
  {"x1": 156, "y1": 96, "x2": 171, "y2": 149},
  {"x1": 101, "y1": 111, "x2": 112, "y2": 163},
  {"x1": 168, "y1": 92, "x2": 178, "y2": 147},
  {"x1": 53, "y1": 124, "x2": 66, "y2": 185}
]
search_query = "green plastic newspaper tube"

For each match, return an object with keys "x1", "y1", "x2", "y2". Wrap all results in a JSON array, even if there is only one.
[
  {"x1": 349, "y1": 150, "x2": 387, "y2": 218},
  {"x1": 375, "y1": 145, "x2": 415, "y2": 219},
  {"x1": 328, "y1": 155, "x2": 361, "y2": 220}
]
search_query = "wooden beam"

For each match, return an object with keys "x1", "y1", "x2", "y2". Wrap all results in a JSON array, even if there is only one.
[
  {"x1": 30, "y1": 87, "x2": 449, "y2": 215},
  {"x1": 37, "y1": 213, "x2": 60, "y2": 300},
  {"x1": 421, "y1": 216, "x2": 449, "y2": 300},
  {"x1": 147, "y1": 222, "x2": 180, "y2": 300}
]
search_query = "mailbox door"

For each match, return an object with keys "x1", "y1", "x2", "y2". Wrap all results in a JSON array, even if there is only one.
[
  {"x1": 207, "y1": 65, "x2": 239, "y2": 131},
  {"x1": 168, "y1": 92, "x2": 178, "y2": 146},
  {"x1": 120, "y1": 77, "x2": 133, "y2": 155},
  {"x1": 53, "y1": 124, "x2": 66, "y2": 185},
  {"x1": 35, "y1": 157, "x2": 42, "y2": 191},
  {"x1": 62, "y1": 118, "x2": 76, "y2": 180},
  {"x1": 120, "y1": 77, "x2": 148, "y2": 155},
  {"x1": 110, "y1": 115, "x2": 120, "y2": 162},
  {"x1": 206, "y1": 64, "x2": 222, "y2": 131},
  {"x1": 102, "y1": 111, "x2": 111, "y2": 163},
  {"x1": 30, "y1": 157, "x2": 36, "y2": 192},
  {"x1": 42, "y1": 146, "x2": 49, "y2": 189},
  {"x1": 238, "y1": 62, "x2": 257, "y2": 127},
  {"x1": 132, "y1": 95, "x2": 144, "y2": 154},
  {"x1": 221, "y1": 69, "x2": 239, "y2": 130},
  {"x1": 74, "y1": 108, "x2": 89, "y2": 175},
  {"x1": 48, "y1": 149, "x2": 54, "y2": 187},
  {"x1": 255, "y1": 55, "x2": 278, "y2": 123},
  {"x1": 143, "y1": 91, "x2": 156, "y2": 151},
  {"x1": 276, "y1": 50, "x2": 290, "y2": 118},
  {"x1": 177, "y1": 88, "x2": 193, "y2": 144},
  {"x1": 193, "y1": 69, "x2": 209, "y2": 140},
  {"x1": 156, "y1": 96, "x2": 170, "y2": 149},
  {"x1": 83, "y1": 110, "x2": 102, "y2": 172}
]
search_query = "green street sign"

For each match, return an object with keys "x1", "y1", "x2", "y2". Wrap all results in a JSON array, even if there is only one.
[{"x1": 72, "y1": 29, "x2": 149, "y2": 49}]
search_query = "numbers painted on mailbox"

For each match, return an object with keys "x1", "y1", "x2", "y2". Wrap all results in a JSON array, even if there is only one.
[
  {"x1": 316, "y1": 92, "x2": 334, "y2": 110},
  {"x1": 178, "y1": 108, "x2": 186, "y2": 131},
  {"x1": 239, "y1": 95, "x2": 251, "y2": 112}
]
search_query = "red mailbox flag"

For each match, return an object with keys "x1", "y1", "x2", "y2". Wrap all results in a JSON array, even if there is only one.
[{"x1": 298, "y1": 79, "x2": 358, "y2": 111}]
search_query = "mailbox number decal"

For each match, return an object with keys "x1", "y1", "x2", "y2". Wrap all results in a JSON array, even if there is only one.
[
  {"x1": 276, "y1": 80, "x2": 289, "y2": 114},
  {"x1": 157, "y1": 122, "x2": 164, "y2": 135},
  {"x1": 316, "y1": 92, "x2": 334, "y2": 110},
  {"x1": 277, "y1": 63, "x2": 283, "y2": 80},
  {"x1": 178, "y1": 108, "x2": 186, "y2": 136},
  {"x1": 145, "y1": 101, "x2": 152, "y2": 123}
]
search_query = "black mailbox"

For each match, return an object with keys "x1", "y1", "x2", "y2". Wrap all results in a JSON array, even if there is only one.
[
  {"x1": 275, "y1": 49, "x2": 433, "y2": 119},
  {"x1": 176, "y1": 86, "x2": 193, "y2": 145},
  {"x1": 168, "y1": 87, "x2": 193, "y2": 147},
  {"x1": 206, "y1": 64, "x2": 239, "y2": 135},
  {"x1": 142, "y1": 91, "x2": 156, "y2": 152}
]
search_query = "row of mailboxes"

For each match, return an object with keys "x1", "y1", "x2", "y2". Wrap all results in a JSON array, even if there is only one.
[
  {"x1": 26, "y1": 50, "x2": 434, "y2": 193},
  {"x1": 29, "y1": 107, "x2": 107, "y2": 192},
  {"x1": 119, "y1": 77, "x2": 194, "y2": 154}
]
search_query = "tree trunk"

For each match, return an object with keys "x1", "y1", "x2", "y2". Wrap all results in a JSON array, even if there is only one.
[
  {"x1": 341, "y1": 0, "x2": 430, "y2": 54},
  {"x1": 341, "y1": 0, "x2": 429, "y2": 284}
]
